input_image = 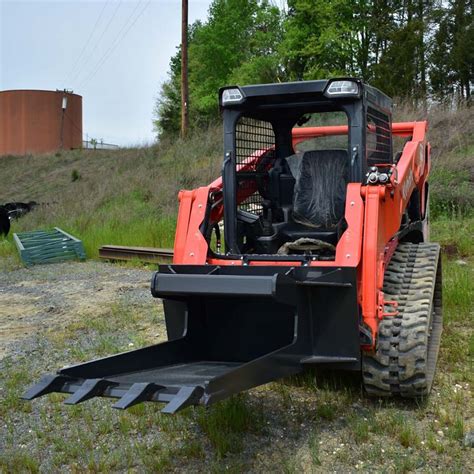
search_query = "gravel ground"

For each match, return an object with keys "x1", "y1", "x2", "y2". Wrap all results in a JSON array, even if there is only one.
[
  {"x1": 0, "y1": 260, "x2": 472, "y2": 472},
  {"x1": 0, "y1": 261, "x2": 162, "y2": 360}
]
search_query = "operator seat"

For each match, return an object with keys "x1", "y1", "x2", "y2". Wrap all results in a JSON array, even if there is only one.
[{"x1": 282, "y1": 149, "x2": 349, "y2": 244}]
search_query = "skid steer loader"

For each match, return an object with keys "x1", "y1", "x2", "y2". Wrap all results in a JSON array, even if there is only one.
[{"x1": 24, "y1": 78, "x2": 442, "y2": 413}]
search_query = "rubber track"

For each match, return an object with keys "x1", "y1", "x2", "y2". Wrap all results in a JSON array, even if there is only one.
[{"x1": 362, "y1": 242, "x2": 442, "y2": 398}]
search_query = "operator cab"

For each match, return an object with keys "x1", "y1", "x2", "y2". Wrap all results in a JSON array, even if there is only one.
[{"x1": 217, "y1": 78, "x2": 393, "y2": 260}]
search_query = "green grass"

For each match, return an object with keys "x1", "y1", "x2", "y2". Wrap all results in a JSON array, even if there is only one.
[
  {"x1": 431, "y1": 215, "x2": 474, "y2": 257},
  {"x1": 315, "y1": 402, "x2": 337, "y2": 421},
  {"x1": 446, "y1": 414, "x2": 465, "y2": 442},
  {"x1": 430, "y1": 150, "x2": 474, "y2": 218},
  {"x1": 308, "y1": 432, "x2": 322, "y2": 466},
  {"x1": 443, "y1": 260, "x2": 473, "y2": 322},
  {"x1": 398, "y1": 422, "x2": 421, "y2": 448},
  {"x1": 196, "y1": 395, "x2": 265, "y2": 458},
  {"x1": 4, "y1": 196, "x2": 177, "y2": 261},
  {"x1": 0, "y1": 451, "x2": 40, "y2": 473},
  {"x1": 0, "y1": 125, "x2": 222, "y2": 263},
  {"x1": 348, "y1": 414, "x2": 371, "y2": 443},
  {"x1": 0, "y1": 234, "x2": 21, "y2": 270}
]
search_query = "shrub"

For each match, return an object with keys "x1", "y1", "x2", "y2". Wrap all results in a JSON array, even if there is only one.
[{"x1": 71, "y1": 169, "x2": 81, "y2": 182}]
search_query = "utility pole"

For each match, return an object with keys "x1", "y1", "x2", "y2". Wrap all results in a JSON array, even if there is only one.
[{"x1": 181, "y1": 0, "x2": 189, "y2": 138}]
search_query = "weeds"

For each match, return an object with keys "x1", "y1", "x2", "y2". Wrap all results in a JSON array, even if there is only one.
[
  {"x1": 308, "y1": 432, "x2": 321, "y2": 466},
  {"x1": 315, "y1": 402, "x2": 337, "y2": 421},
  {"x1": 0, "y1": 451, "x2": 40, "y2": 473},
  {"x1": 398, "y1": 423, "x2": 421, "y2": 448},
  {"x1": 392, "y1": 453, "x2": 424, "y2": 473},
  {"x1": 347, "y1": 414, "x2": 371, "y2": 443},
  {"x1": 443, "y1": 260, "x2": 473, "y2": 323},
  {"x1": 196, "y1": 395, "x2": 264, "y2": 457},
  {"x1": 426, "y1": 431, "x2": 445, "y2": 453},
  {"x1": 446, "y1": 415, "x2": 464, "y2": 442},
  {"x1": 71, "y1": 169, "x2": 81, "y2": 182}
]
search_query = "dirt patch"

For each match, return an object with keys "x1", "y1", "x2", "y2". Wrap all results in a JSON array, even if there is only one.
[
  {"x1": 0, "y1": 261, "x2": 158, "y2": 360},
  {"x1": 442, "y1": 242, "x2": 460, "y2": 257},
  {"x1": 0, "y1": 297, "x2": 38, "y2": 359}
]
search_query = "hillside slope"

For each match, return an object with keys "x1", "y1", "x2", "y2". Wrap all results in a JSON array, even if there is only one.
[
  {"x1": 0, "y1": 105, "x2": 472, "y2": 261},
  {"x1": 0, "y1": 126, "x2": 222, "y2": 258}
]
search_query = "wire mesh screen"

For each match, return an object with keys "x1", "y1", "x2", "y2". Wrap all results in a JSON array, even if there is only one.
[
  {"x1": 235, "y1": 117, "x2": 276, "y2": 215},
  {"x1": 366, "y1": 106, "x2": 392, "y2": 166}
]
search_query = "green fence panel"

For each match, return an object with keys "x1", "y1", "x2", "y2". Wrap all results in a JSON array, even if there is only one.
[{"x1": 14, "y1": 227, "x2": 86, "y2": 266}]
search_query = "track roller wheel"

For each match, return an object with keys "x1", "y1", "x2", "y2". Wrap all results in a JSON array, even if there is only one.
[{"x1": 362, "y1": 242, "x2": 442, "y2": 398}]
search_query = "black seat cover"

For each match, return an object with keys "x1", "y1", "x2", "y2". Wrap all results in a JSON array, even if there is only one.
[{"x1": 287, "y1": 149, "x2": 349, "y2": 229}]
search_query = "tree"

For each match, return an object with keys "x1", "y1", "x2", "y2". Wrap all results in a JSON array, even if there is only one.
[
  {"x1": 450, "y1": 0, "x2": 473, "y2": 100},
  {"x1": 154, "y1": 1, "x2": 282, "y2": 138},
  {"x1": 188, "y1": 0, "x2": 282, "y2": 120},
  {"x1": 429, "y1": 8, "x2": 456, "y2": 100},
  {"x1": 154, "y1": 78, "x2": 181, "y2": 137},
  {"x1": 429, "y1": 0, "x2": 473, "y2": 101},
  {"x1": 280, "y1": 0, "x2": 356, "y2": 80},
  {"x1": 154, "y1": 0, "x2": 471, "y2": 139}
]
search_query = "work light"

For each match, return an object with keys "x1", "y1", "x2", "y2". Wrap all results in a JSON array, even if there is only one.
[
  {"x1": 325, "y1": 80, "x2": 359, "y2": 97},
  {"x1": 221, "y1": 88, "x2": 244, "y2": 105}
]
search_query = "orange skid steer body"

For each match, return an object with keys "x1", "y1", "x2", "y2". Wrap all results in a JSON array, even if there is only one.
[
  {"x1": 174, "y1": 120, "x2": 430, "y2": 346},
  {"x1": 24, "y1": 79, "x2": 441, "y2": 413}
]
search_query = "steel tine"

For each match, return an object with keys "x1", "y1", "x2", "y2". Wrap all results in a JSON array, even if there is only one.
[
  {"x1": 22, "y1": 374, "x2": 71, "y2": 400},
  {"x1": 112, "y1": 382, "x2": 164, "y2": 410},
  {"x1": 161, "y1": 386, "x2": 203, "y2": 414},
  {"x1": 64, "y1": 378, "x2": 117, "y2": 405}
]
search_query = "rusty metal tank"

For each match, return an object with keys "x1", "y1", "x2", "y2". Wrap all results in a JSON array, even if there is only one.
[{"x1": 0, "y1": 90, "x2": 82, "y2": 155}]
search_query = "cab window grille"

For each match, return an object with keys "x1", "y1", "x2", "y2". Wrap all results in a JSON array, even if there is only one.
[
  {"x1": 367, "y1": 106, "x2": 392, "y2": 166},
  {"x1": 235, "y1": 117, "x2": 275, "y2": 215}
]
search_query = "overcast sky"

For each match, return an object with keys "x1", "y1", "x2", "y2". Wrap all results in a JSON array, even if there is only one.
[{"x1": 0, "y1": 0, "x2": 213, "y2": 146}]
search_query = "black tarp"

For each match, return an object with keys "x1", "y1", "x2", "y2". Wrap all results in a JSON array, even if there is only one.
[{"x1": 287, "y1": 149, "x2": 349, "y2": 229}]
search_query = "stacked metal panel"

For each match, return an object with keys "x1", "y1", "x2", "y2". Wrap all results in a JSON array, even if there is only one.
[{"x1": 13, "y1": 227, "x2": 86, "y2": 265}]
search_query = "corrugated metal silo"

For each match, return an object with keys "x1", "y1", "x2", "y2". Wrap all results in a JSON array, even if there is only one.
[{"x1": 0, "y1": 89, "x2": 82, "y2": 155}]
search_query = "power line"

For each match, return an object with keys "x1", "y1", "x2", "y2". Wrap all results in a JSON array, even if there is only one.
[
  {"x1": 69, "y1": 0, "x2": 124, "y2": 87},
  {"x1": 77, "y1": 0, "x2": 151, "y2": 90},
  {"x1": 62, "y1": 0, "x2": 110, "y2": 86},
  {"x1": 80, "y1": 0, "x2": 150, "y2": 89},
  {"x1": 74, "y1": 0, "x2": 142, "y2": 88}
]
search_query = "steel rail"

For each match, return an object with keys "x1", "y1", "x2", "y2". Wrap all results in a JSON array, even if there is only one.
[{"x1": 98, "y1": 245, "x2": 173, "y2": 264}]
